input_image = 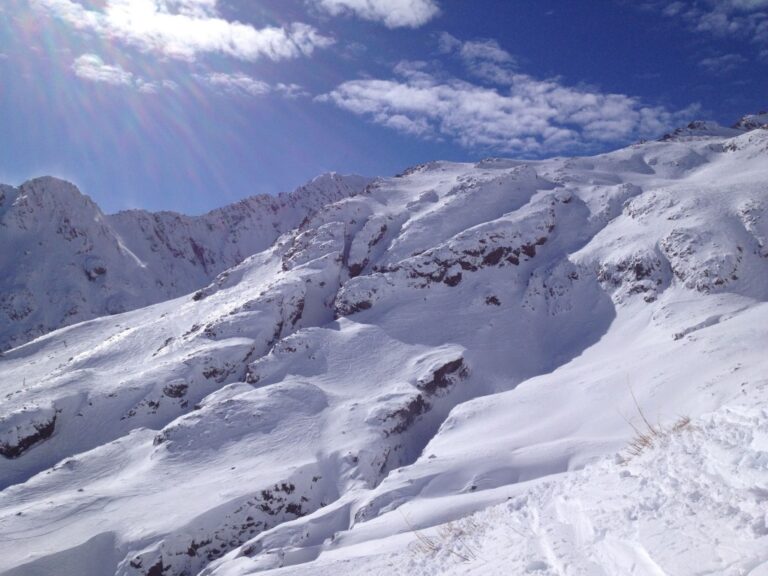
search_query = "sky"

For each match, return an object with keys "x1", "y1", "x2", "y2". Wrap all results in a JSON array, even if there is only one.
[{"x1": 0, "y1": 0, "x2": 766, "y2": 214}]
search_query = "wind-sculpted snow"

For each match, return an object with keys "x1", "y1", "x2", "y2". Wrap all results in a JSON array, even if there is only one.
[{"x1": 1, "y1": 116, "x2": 768, "y2": 576}]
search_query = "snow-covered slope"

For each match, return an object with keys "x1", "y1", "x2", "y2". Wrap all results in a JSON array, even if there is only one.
[
  {"x1": 0, "y1": 173, "x2": 372, "y2": 351},
  {"x1": 234, "y1": 399, "x2": 767, "y2": 576},
  {"x1": 1, "y1": 117, "x2": 767, "y2": 576}
]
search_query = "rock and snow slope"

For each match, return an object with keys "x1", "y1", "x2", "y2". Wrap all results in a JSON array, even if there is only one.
[
  {"x1": 0, "y1": 173, "x2": 371, "y2": 351},
  {"x1": 1, "y1": 116, "x2": 767, "y2": 576}
]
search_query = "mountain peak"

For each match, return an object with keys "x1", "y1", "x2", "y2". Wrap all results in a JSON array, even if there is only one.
[
  {"x1": 290, "y1": 172, "x2": 373, "y2": 197},
  {"x1": 20, "y1": 175, "x2": 84, "y2": 197},
  {"x1": 659, "y1": 120, "x2": 742, "y2": 141},
  {"x1": 15, "y1": 176, "x2": 100, "y2": 217},
  {"x1": 732, "y1": 110, "x2": 768, "y2": 130}
]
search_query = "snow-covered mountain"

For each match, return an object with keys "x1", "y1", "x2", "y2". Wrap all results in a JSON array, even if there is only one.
[
  {"x1": 0, "y1": 173, "x2": 372, "y2": 351},
  {"x1": 1, "y1": 114, "x2": 767, "y2": 576}
]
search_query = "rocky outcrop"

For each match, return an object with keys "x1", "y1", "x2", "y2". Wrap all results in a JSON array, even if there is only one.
[{"x1": 0, "y1": 406, "x2": 57, "y2": 459}]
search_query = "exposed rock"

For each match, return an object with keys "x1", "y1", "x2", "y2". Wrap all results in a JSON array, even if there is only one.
[{"x1": 0, "y1": 410, "x2": 57, "y2": 459}]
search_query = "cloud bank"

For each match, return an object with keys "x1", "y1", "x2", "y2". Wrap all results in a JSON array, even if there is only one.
[{"x1": 322, "y1": 36, "x2": 698, "y2": 154}]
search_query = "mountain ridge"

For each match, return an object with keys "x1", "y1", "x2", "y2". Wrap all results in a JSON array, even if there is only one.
[{"x1": 0, "y1": 172, "x2": 373, "y2": 351}]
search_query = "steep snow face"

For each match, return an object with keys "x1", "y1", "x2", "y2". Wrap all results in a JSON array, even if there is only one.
[
  {"x1": 0, "y1": 121, "x2": 767, "y2": 576},
  {"x1": 0, "y1": 173, "x2": 372, "y2": 351}
]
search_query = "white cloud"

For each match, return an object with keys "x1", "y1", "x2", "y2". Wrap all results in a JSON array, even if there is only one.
[
  {"x1": 310, "y1": 0, "x2": 440, "y2": 28},
  {"x1": 196, "y1": 71, "x2": 271, "y2": 96},
  {"x1": 72, "y1": 53, "x2": 134, "y2": 85},
  {"x1": 72, "y1": 53, "x2": 181, "y2": 93},
  {"x1": 195, "y1": 72, "x2": 309, "y2": 98},
  {"x1": 71, "y1": 53, "x2": 304, "y2": 99},
  {"x1": 698, "y1": 53, "x2": 747, "y2": 73},
  {"x1": 321, "y1": 56, "x2": 698, "y2": 154},
  {"x1": 649, "y1": 0, "x2": 768, "y2": 44},
  {"x1": 438, "y1": 32, "x2": 518, "y2": 85},
  {"x1": 438, "y1": 32, "x2": 516, "y2": 65},
  {"x1": 33, "y1": 0, "x2": 334, "y2": 61},
  {"x1": 275, "y1": 83, "x2": 311, "y2": 98}
]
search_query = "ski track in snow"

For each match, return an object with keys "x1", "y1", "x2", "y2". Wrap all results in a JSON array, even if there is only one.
[{"x1": 1, "y1": 115, "x2": 768, "y2": 576}]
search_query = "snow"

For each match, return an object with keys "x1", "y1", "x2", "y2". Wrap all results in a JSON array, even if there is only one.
[
  {"x1": 242, "y1": 400, "x2": 767, "y2": 576},
  {"x1": 0, "y1": 117, "x2": 767, "y2": 576}
]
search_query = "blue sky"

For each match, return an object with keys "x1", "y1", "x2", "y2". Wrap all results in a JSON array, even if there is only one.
[{"x1": 0, "y1": 0, "x2": 766, "y2": 214}]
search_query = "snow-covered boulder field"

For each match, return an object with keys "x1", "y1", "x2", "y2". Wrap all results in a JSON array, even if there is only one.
[{"x1": 1, "y1": 115, "x2": 767, "y2": 576}]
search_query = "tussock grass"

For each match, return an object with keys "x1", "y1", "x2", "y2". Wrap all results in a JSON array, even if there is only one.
[
  {"x1": 402, "y1": 512, "x2": 479, "y2": 563},
  {"x1": 620, "y1": 386, "x2": 691, "y2": 462}
]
